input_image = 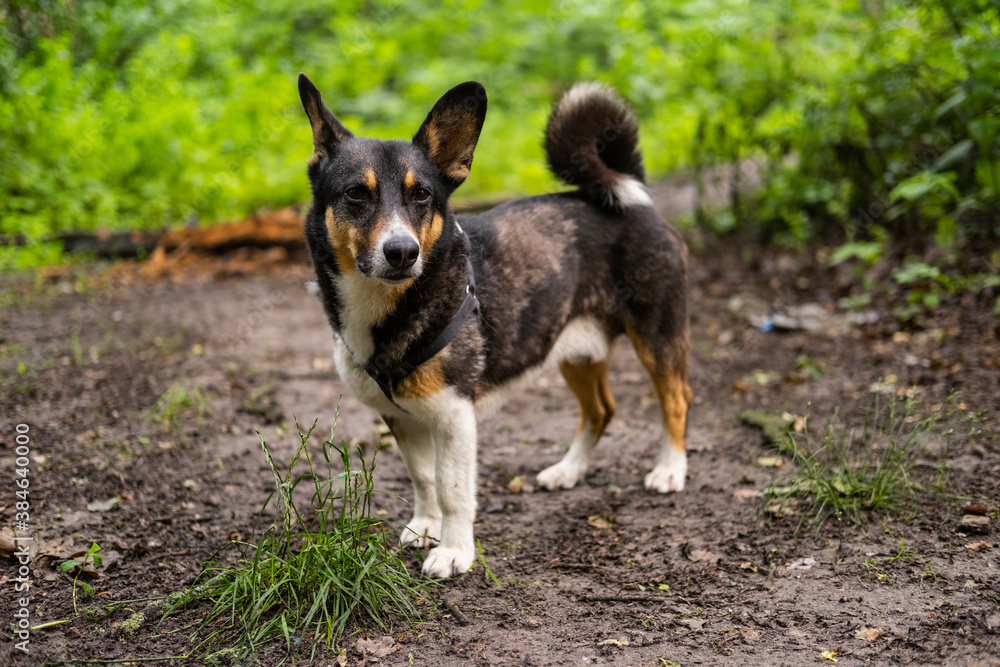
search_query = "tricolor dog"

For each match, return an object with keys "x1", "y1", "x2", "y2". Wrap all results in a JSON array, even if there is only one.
[{"x1": 298, "y1": 75, "x2": 691, "y2": 578}]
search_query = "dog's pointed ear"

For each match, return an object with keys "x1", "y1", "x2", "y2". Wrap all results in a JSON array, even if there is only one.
[
  {"x1": 298, "y1": 73, "x2": 353, "y2": 159},
  {"x1": 412, "y1": 82, "x2": 487, "y2": 191}
]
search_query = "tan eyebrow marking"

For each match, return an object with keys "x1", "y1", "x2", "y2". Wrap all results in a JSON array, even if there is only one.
[{"x1": 364, "y1": 169, "x2": 377, "y2": 190}]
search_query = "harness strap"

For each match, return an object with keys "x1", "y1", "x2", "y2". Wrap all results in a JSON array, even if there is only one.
[{"x1": 364, "y1": 255, "x2": 479, "y2": 411}]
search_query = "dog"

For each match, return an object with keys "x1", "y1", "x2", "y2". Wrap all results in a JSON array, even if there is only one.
[{"x1": 297, "y1": 75, "x2": 691, "y2": 578}]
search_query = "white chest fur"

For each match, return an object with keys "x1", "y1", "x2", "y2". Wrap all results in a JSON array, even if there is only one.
[
  {"x1": 334, "y1": 272, "x2": 401, "y2": 361},
  {"x1": 332, "y1": 334, "x2": 404, "y2": 417}
]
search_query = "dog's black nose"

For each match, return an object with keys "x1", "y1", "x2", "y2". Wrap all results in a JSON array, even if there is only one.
[{"x1": 383, "y1": 236, "x2": 420, "y2": 269}]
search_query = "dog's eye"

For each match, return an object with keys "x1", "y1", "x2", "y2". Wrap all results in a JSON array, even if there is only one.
[
  {"x1": 345, "y1": 186, "x2": 367, "y2": 202},
  {"x1": 413, "y1": 187, "x2": 431, "y2": 203}
]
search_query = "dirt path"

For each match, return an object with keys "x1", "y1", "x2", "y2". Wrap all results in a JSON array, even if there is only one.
[{"x1": 2, "y1": 199, "x2": 999, "y2": 665}]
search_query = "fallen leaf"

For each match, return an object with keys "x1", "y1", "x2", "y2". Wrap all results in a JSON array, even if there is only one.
[
  {"x1": 597, "y1": 636, "x2": 629, "y2": 646},
  {"x1": 679, "y1": 618, "x2": 705, "y2": 631},
  {"x1": 855, "y1": 626, "x2": 884, "y2": 641},
  {"x1": 0, "y1": 527, "x2": 17, "y2": 556},
  {"x1": 87, "y1": 497, "x2": 121, "y2": 512},
  {"x1": 98, "y1": 550, "x2": 123, "y2": 573},
  {"x1": 734, "y1": 488, "x2": 762, "y2": 500},
  {"x1": 757, "y1": 456, "x2": 783, "y2": 468},
  {"x1": 587, "y1": 515, "x2": 613, "y2": 530},
  {"x1": 820, "y1": 650, "x2": 838, "y2": 662},
  {"x1": 34, "y1": 535, "x2": 75, "y2": 563},
  {"x1": 356, "y1": 635, "x2": 396, "y2": 660},
  {"x1": 964, "y1": 540, "x2": 991, "y2": 552},
  {"x1": 657, "y1": 583, "x2": 670, "y2": 591},
  {"x1": 687, "y1": 548, "x2": 716, "y2": 563},
  {"x1": 508, "y1": 475, "x2": 525, "y2": 493},
  {"x1": 786, "y1": 557, "x2": 816, "y2": 571}
]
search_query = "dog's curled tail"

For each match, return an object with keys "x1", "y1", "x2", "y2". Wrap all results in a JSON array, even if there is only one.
[{"x1": 544, "y1": 82, "x2": 651, "y2": 210}]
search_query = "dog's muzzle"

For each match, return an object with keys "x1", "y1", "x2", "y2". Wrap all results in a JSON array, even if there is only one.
[{"x1": 383, "y1": 235, "x2": 420, "y2": 270}]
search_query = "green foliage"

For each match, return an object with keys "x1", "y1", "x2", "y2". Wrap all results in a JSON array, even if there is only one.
[
  {"x1": 765, "y1": 394, "x2": 931, "y2": 527},
  {"x1": 2, "y1": 0, "x2": 997, "y2": 268},
  {"x1": 61, "y1": 541, "x2": 103, "y2": 613},
  {"x1": 177, "y1": 417, "x2": 427, "y2": 661}
]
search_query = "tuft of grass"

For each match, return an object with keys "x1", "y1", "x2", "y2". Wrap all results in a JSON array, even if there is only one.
[
  {"x1": 175, "y1": 412, "x2": 428, "y2": 663},
  {"x1": 861, "y1": 534, "x2": 914, "y2": 584},
  {"x1": 146, "y1": 381, "x2": 210, "y2": 432},
  {"x1": 765, "y1": 394, "x2": 932, "y2": 527}
]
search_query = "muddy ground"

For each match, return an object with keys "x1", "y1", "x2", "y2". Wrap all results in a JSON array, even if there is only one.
[{"x1": 2, "y1": 191, "x2": 999, "y2": 666}]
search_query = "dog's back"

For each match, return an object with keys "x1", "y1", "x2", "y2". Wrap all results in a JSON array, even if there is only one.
[{"x1": 461, "y1": 83, "x2": 688, "y2": 417}]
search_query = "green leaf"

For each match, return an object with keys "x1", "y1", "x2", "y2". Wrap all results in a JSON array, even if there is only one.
[
  {"x1": 934, "y1": 90, "x2": 967, "y2": 120},
  {"x1": 933, "y1": 140, "x2": 973, "y2": 171},
  {"x1": 828, "y1": 242, "x2": 883, "y2": 267},
  {"x1": 891, "y1": 172, "x2": 959, "y2": 203}
]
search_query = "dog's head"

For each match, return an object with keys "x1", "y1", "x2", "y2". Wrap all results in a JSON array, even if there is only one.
[{"x1": 298, "y1": 74, "x2": 487, "y2": 284}]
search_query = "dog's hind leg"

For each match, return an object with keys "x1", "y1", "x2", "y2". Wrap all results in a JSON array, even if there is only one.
[
  {"x1": 537, "y1": 360, "x2": 616, "y2": 490},
  {"x1": 389, "y1": 417, "x2": 442, "y2": 548},
  {"x1": 628, "y1": 329, "x2": 692, "y2": 493}
]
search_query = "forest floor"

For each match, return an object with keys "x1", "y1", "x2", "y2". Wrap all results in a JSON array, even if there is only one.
[{"x1": 2, "y1": 182, "x2": 999, "y2": 666}]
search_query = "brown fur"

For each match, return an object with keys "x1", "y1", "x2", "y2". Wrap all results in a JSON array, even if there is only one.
[
  {"x1": 395, "y1": 354, "x2": 446, "y2": 400},
  {"x1": 419, "y1": 108, "x2": 482, "y2": 184},
  {"x1": 626, "y1": 324, "x2": 691, "y2": 455},
  {"x1": 325, "y1": 206, "x2": 358, "y2": 272},
  {"x1": 364, "y1": 168, "x2": 377, "y2": 190},
  {"x1": 418, "y1": 213, "x2": 444, "y2": 256},
  {"x1": 559, "y1": 360, "x2": 616, "y2": 438}
]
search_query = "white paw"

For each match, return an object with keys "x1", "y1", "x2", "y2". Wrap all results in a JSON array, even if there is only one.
[
  {"x1": 422, "y1": 544, "x2": 476, "y2": 579},
  {"x1": 537, "y1": 459, "x2": 587, "y2": 490},
  {"x1": 399, "y1": 516, "x2": 441, "y2": 549},
  {"x1": 644, "y1": 459, "x2": 687, "y2": 493}
]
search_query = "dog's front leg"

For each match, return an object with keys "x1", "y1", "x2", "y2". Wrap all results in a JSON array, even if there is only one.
[
  {"x1": 421, "y1": 398, "x2": 477, "y2": 578},
  {"x1": 392, "y1": 417, "x2": 442, "y2": 549}
]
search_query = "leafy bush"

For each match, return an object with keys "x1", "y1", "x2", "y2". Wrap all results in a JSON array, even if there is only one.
[
  {"x1": 750, "y1": 0, "x2": 1000, "y2": 247},
  {"x1": 1, "y1": 0, "x2": 997, "y2": 268}
]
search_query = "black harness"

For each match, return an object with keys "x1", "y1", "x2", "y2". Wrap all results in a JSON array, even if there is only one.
[{"x1": 360, "y1": 254, "x2": 479, "y2": 411}]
